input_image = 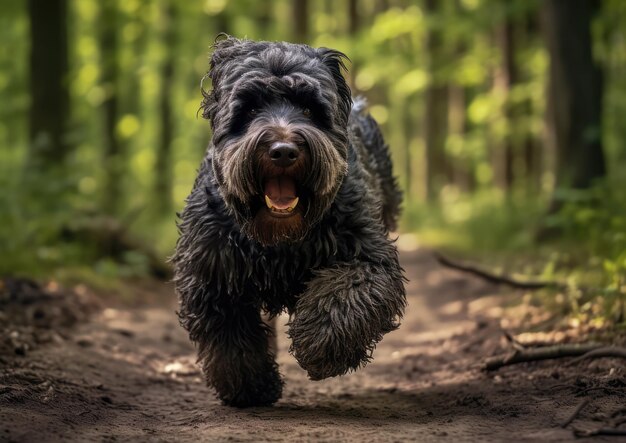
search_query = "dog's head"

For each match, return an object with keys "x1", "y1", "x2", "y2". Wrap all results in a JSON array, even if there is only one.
[{"x1": 201, "y1": 37, "x2": 352, "y2": 246}]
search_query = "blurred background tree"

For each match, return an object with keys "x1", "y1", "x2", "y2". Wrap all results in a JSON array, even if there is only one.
[{"x1": 1, "y1": 0, "x2": 624, "y2": 324}]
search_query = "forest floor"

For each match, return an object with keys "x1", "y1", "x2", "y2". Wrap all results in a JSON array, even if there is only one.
[{"x1": 1, "y1": 247, "x2": 625, "y2": 442}]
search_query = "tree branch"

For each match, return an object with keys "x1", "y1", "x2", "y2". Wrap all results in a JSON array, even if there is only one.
[
  {"x1": 567, "y1": 347, "x2": 626, "y2": 366},
  {"x1": 483, "y1": 343, "x2": 603, "y2": 371},
  {"x1": 561, "y1": 399, "x2": 589, "y2": 428},
  {"x1": 573, "y1": 428, "x2": 626, "y2": 438},
  {"x1": 434, "y1": 252, "x2": 563, "y2": 290}
]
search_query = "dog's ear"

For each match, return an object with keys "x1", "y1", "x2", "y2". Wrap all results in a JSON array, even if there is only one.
[
  {"x1": 200, "y1": 35, "x2": 246, "y2": 121},
  {"x1": 317, "y1": 48, "x2": 352, "y2": 126}
]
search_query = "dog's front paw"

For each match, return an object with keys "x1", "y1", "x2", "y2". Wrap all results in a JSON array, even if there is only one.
[
  {"x1": 288, "y1": 262, "x2": 405, "y2": 380},
  {"x1": 214, "y1": 363, "x2": 283, "y2": 408},
  {"x1": 289, "y1": 305, "x2": 368, "y2": 380}
]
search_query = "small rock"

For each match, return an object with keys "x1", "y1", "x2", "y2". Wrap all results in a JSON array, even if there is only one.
[
  {"x1": 14, "y1": 344, "x2": 27, "y2": 356},
  {"x1": 76, "y1": 338, "x2": 93, "y2": 348},
  {"x1": 114, "y1": 329, "x2": 134, "y2": 338},
  {"x1": 476, "y1": 318, "x2": 489, "y2": 329}
]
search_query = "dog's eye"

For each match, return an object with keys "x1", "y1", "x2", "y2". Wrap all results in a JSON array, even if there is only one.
[
  {"x1": 248, "y1": 109, "x2": 258, "y2": 117},
  {"x1": 302, "y1": 108, "x2": 312, "y2": 118}
]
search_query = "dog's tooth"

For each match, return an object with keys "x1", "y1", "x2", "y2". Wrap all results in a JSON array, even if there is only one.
[
  {"x1": 290, "y1": 197, "x2": 299, "y2": 210},
  {"x1": 264, "y1": 195, "x2": 273, "y2": 209}
]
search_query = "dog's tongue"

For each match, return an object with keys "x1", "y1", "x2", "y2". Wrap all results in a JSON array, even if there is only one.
[{"x1": 265, "y1": 176, "x2": 297, "y2": 210}]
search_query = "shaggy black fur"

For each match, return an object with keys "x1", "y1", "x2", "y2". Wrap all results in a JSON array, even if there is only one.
[{"x1": 173, "y1": 37, "x2": 406, "y2": 408}]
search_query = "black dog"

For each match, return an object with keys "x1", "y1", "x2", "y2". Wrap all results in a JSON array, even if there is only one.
[{"x1": 173, "y1": 37, "x2": 406, "y2": 407}]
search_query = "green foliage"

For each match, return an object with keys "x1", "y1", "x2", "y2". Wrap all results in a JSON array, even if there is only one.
[
  {"x1": 0, "y1": 0, "x2": 625, "y2": 326},
  {"x1": 402, "y1": 188, "x2": 545, "y2": 254},
  {"x1": 0, "y1": 168, "x2": 155, "y2": 283},
  {"x1": 546, "y1": 184, "x2": 626, "y2": 259},
  {"x1": 407, "y1": 180, "x2": 626, "y2": 327},
  {"x1": 544, "y1": 181, "x2": 626, "y2": 324}
]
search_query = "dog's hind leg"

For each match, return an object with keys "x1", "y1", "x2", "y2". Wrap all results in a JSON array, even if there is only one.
[
  {"x1": 288, "y1": 257, "x2": 406, "y2": 381},
  {"x1": 179, "y1": 299, "x2": 283, "y2": 407}
]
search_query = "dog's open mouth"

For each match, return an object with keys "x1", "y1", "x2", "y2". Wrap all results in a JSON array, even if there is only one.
[{"x1": 264, "y1": 176, "x2": 299, "y2": 217}]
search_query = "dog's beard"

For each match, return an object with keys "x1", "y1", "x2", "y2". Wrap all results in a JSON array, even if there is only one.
[{"x1": 214, "y1": 122, "x2": 348, "y2": 246}]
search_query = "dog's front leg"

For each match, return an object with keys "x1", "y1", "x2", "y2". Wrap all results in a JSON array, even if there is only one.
[
  {"x1": 288, "y1": 259, "x2": 406, "y2": 380},
  {"x1": 179, "y1": 298, "x2": 282, "y2": 407}
]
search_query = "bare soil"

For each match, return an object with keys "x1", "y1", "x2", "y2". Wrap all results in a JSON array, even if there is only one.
[{"x1": 1, "y1": 249, "x2": 625, "y2": 442}]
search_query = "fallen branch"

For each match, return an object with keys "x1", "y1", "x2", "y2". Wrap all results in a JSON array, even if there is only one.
[
  {"x1": 502, "y1": 330, "x2": 526, "y2": 351},
  {"x1": 573, "y1": 428, "x2": 626, "y2": 438},
  {"x1": 434, "y1": 252, "x2": 562, "y2": 290},
  {"x1": 567, "y1": 347, "x2": 626, "y2": 366},
  {"x1": 561, "y1": 399, "x2": 590, "y2": 428},
  {"x1": 483, "y1": 343, "x2": 603, "y2": 371}
]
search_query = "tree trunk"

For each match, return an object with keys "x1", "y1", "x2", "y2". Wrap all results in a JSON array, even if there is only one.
[
  {"x1": 374, "y1": 0, "x2": 389, "y2": 15},
  {"x1": 214, "y1": 5, "x2": 230, "y2": 35},
  {"x1": 28, "y1": 0, "x2": 70, "y2": 169},
  {"x1": 154, "y1": 2, "x2": 176, "y2": 215},
  {"x1": 522, "y1": 50, "x2": 541, "y2": 194},
  {"x1": 121, "y1": 1, "x2": 147, "y2": 117},
  {"x1": 403, "y1": 99, "x2": 413, "y2": 200},
  {"x1": 492, "y1": 18, "x2": 516, "y2": 191},
  {"x1": 348, "y1": 0, "x2": 359, "y2": 35},
  {"x1": 542, "y1": 0, "x2": 606, "y2": 193},
  {"x1": 99, "y1": 1, "x2": 122, "y2": 215},
  {"x1": 257, "y1": 0, "x2": 272, "y2": 39},
  {"x1": 347, "y1": 0, "x2": 359, "y2": 85},
  {"x1": 423, "y1": 0, "x2": 449, "y2": 202},
  {"x1": 448, "y1": 84, "x2": 474, "y2": 192},
  {"x1": 447, "y1": 0, "x2": 472, "y2": 194},
  {"x1": 292, "y1": 0, "x2": 309, "y2": 43},
  {"x1": 521, "y1": 9, "x2": 542, "y2": 194}
]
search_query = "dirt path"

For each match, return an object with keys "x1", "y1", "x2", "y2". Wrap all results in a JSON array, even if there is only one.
[{"x1": 1, "y1": 249, "x2": 625, "y2": 442}]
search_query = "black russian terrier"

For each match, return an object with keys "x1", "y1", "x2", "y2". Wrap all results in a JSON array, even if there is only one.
[{"x1": 173, "y1": 37, "x2": 406, "y2": 407}]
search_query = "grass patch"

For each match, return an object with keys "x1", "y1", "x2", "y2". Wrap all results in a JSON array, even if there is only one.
[{"x1": 401, "y1": 182, "x2": 626, "y2": 328}]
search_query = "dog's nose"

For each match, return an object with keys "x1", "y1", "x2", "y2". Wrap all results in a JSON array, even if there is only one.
[{"x1": 268, "y1": 142, "x2": 299, "y2": 168}]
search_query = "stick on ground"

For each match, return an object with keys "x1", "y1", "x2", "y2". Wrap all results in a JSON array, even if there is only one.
[
  {"x1": 434, "y1": 252, "x2": 562, "y2": 290},
  {"x1": 483, "y1": 343, "x2": 604, "y2": 371},
  {"x1": 567, "y1": 346, "x2": 626, "y2": 366},
  {"x1": 561, "y1": 399, "x2": 590, "y2": 428},
  {"x1": 573, "y1": 428, "x2": 626, "y2": 437}
]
